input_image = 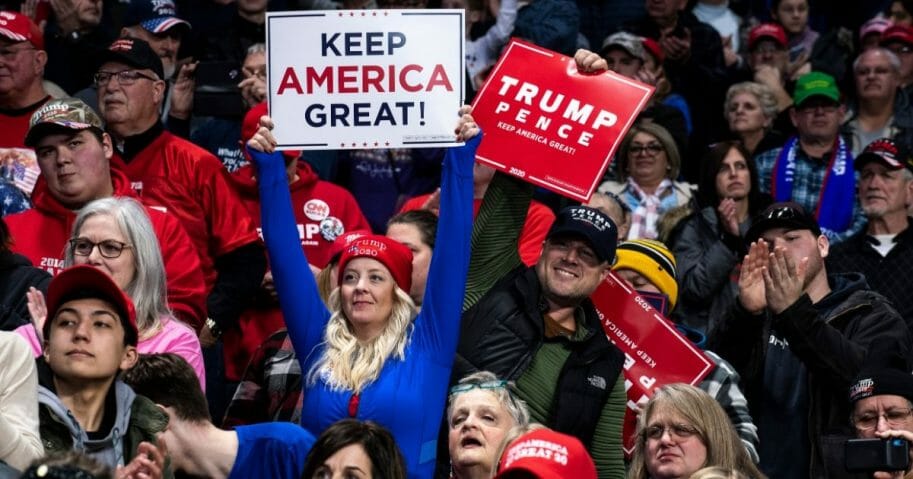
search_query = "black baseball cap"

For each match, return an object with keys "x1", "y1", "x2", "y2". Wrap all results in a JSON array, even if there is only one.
[
  {"x1": 746, "y1": 202, "x2": 822, "y2": 243},
  {"x1": 98, "y1": 37, "x2": 164, "y2": 80},
  {"x1": 855, "y1": 138, "x2": 913, "y2": 173},
  {"x1": 546, "y1": 205, "x2": 618, "y2": 263}
]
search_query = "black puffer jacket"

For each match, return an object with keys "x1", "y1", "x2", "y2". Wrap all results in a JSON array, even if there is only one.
[
  {"x1": 454, "y1": 266, "x2": 625, "y2": 446},
  {"x1": 0, "y1": 251, "x2": 50, "y2": 331}
]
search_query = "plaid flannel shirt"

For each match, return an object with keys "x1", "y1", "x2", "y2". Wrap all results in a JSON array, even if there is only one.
[
  {"x1": 755, "y1": 146, "x2": 866, "y2": 244},
  {"x1": 222, "y1": 329, "x2": 302, "y2": 428},
  {"x1": 700, "y1": 350, "x2": 760, "y2": 463}
]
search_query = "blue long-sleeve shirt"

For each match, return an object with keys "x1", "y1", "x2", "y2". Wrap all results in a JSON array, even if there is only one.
[{"x1": 250, "y1": 135, "x2": 477, "y2": 479}]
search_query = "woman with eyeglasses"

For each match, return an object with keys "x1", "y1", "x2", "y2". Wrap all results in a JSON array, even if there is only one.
[
  {"x1": 446, "y1": 371, "x2": 530, "y2": 479},
  {"x1": 245, "y1": 109, "x2": 476, "y2": 479},
  {"x1": 598, "y1": 122, "x2": 695, "y2": 240},
  {"x1": 628, "y1": 384, "x2": 764, "y2": 479},
  {"x1": 668, "y1": 141, "x2": 772, "y2": 339},
  {"x1": 17, "y1": 197, "x2": 205, "y2": 389}
]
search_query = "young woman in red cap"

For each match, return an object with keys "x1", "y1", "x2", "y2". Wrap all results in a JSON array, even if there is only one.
[{"x1": 246, "y1": 108, "x2": 478, "y2": 479}]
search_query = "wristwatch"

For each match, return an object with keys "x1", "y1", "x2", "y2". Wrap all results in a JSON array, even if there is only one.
[{"x1": 204, "y1": 317, "x2": 222, "y2": 339}]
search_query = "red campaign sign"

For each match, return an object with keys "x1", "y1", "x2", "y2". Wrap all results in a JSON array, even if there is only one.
[
  {"x1": 591, "y1": 272, "x2": 714, "y2": 456},
  {"x1": 470, "y1": 39, "x2": 654, "y2": 202}
]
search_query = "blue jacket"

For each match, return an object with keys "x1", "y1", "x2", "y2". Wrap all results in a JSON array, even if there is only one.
[{"x1": 251, "y1": 135, "x2": 476, "y2": 479}]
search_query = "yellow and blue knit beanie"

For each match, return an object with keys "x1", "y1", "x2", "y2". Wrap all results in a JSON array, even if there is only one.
[{"x1": 612, "y1": 239, "x2": 678, "y2": 309}]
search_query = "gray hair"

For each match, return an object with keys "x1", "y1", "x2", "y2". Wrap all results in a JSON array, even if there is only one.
[
  {"x1": 65, "y1": 197, "x2": 170, "y2": 339},
  {"x1": 725, "y1": 82, "x2": 779, "y2": 121},
  {"x1": 246, "y1": 43, "x2": 266, "y2": 56},
  {"x1": 853, "y1": 47, "x2": 902, "y2": 74},
  {"x1": 447, "y1": 371, "x2": 530, "y2": 428}
]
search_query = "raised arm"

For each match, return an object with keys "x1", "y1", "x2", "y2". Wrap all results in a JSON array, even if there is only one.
[
  {"x1": 415, "y1": 109, "x2": 479, "y2": 359},
  {"x1": 247, "y1": 119, "x2": 330, "y2": 361}
]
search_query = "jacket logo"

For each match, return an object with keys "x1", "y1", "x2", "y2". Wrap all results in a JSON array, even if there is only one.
[{"x1": 587, "y1": 375, "x2": 606, "y2": 390}]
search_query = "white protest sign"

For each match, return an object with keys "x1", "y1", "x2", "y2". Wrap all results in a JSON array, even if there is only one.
[{"x1": 266, "y1": 10, "x2": 465, "y2": 150}]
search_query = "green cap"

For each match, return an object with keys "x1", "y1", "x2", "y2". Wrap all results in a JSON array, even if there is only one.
[
  {"x1": 793, "y1": 71, "x2": 841, "y2": 107},
  {"x1": 25, "y1": 98, "x2": 104, "y2": 147}
]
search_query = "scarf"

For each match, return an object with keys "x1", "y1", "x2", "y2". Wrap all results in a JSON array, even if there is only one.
[
  {"x1": 627, "y1": 177, "x2": 673, "y2": 240},
  {"x1": 772, "y1": 136, "x2": 855, "y2": 233}
]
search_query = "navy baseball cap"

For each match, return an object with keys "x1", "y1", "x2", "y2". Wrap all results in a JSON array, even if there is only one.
[
  {"x1": 546, "y1": 206, "x2": 618, "y2": 263},
  {"x1": 124, "y1": 0, "x2": 190, "y2": 34}
]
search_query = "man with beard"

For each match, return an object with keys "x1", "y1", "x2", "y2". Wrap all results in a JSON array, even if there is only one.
[
  {"x1": 843, "y1": 48, "x2": 913, "y2": 156},
  {"x1": 710, "y1": 201, "x2": 912, "y2": 478},
  {"x1": 829, "y1": 139, "x2": 913, "y2": 332}
]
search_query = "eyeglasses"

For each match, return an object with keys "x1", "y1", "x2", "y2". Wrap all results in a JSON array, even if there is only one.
[
  {"x1": 888, "y1": 45, "x2": 913, "y2": 55},
  {"x1": 94, "y1": 70, "x2": 159, "y2": 87},
  {"x1": 0, "y1": 45, "x2": 35, "y2": 60},
  {"x1": 450, "y1": 380, "x2": 508, "y2": 395},
  {"x1": 629, "y1": 143, "x2": 664, "y2": 156},
  {"x1": 242, "y1": 67, "x2": 267, "y2": 80},
  {"x1": 69, "y1": 238, "x2": 133, "y2": 259},
  {"x1": 853, "y1": 408, "x2": 913, "y2": 431},
  {"x1": 644, "y1": 423, "x2": 700, "y2": 440}
]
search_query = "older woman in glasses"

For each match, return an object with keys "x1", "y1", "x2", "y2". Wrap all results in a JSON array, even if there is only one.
[
  {"x1": 598, "y1": 122, "x2": 695, "y2": 240},
  {"x1": 447, "y1": 371, "x2": 529, "y2": 479},
  {"x1": 628, "y1": 384, "x2": 764, "y2": 479},
  {"x1": 18, "y1": 197, "x2": 205, "y2": 388}
]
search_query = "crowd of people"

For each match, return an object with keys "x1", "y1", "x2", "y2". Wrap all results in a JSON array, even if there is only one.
[{"x1": 2, "y1": 0, "x2": 913, "y2": 478}]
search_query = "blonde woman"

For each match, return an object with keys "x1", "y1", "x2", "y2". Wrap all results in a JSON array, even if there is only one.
[
  {"x1": 245, "y1": 109, "x2": 477, "y2": 479},
  {"x1": 628, "y1": 384, "x2": 764, "y2": 479}
]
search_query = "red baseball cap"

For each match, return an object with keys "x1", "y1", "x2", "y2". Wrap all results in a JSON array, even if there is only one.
[
  {"x1": 495, "y1": 429, "x2": 597, "y2": 479},
  {"x1": 748, "y1": 23, "x2": 787, "y2": 51},
  {"x1": 337, "y1": 235, "x2": 413, "y2": 293},
  {"x1": 0, "y1": 11, "x2": 43, "y2": 50},
  {"x1": 241, "y1": 102, "x2": 300, "y2": 161},
  {"x1": 882, "y1": 24, "x2": 913, "y2": 47},
  {"x1": 641, "y1": 37, "x2": 664, "y2": 64},
  {"x1": 44, "y1": 265, "x2": 139, "y2": 346}
]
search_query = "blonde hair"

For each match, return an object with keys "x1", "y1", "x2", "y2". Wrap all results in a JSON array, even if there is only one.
[
  {"x1": 627, "y1": 384, "x2": 765, "y2": 479},
  {"x1": 307, "y1": 286, "x2": 417, "y2": 393},
  {"x1": 690, "y1": 466, "x2": 751, "y2": 479}
]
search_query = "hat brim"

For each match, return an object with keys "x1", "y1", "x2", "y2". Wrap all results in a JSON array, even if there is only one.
[
  {"x1": 745, "y1": 218, "x2": 820, "y2": 244},
  {"x1": 794, "y1": 92, "x2": 841, "y2": 108},
  {"x1": 547, "y1": 226, "x2": 611, "y2": 263},
  {"x1": 98, "y1": 50, "x2": 164, "y2": 81},
  {"x1": 749, "y1": 35, "x2": 786, "y2": 50},
  {"x1": 854, "y1": 152, "x2": 904, "y2": 171},
  {"x1": 24, "y1": 123, "x2": 101, "y2": 147},
  {"x1": 45, "y1": 266, "x2": 137, "y2": 345},
  {"x1": 141, "y1": 17, "x2": 191, "y2": 34}
]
